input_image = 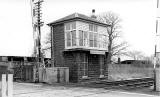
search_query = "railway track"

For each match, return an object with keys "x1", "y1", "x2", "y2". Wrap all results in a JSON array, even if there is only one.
[{"x1": 82, "y1": 77, "x2": 154, "y2": 89}]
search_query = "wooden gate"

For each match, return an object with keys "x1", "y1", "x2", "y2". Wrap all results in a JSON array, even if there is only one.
[{"x1": 13, "y1": 62, "x2": 34, "y2": 82}]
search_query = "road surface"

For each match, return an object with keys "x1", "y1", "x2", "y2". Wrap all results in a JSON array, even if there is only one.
[{"x1": 13, "y1": 82, "x2": 159, "y2": 97}]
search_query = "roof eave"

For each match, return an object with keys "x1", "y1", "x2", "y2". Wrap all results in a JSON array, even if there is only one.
[
  {"x1": 47, "y1": 17, "x2": 110, "y2": 27},
  {"x1": 47, "y1": 18, "x2": 78, "y2": 26}
]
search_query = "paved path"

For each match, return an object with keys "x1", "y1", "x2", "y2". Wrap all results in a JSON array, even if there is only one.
[{"x1": 13, "y1": 82, "x2": 159, "y2": 97}]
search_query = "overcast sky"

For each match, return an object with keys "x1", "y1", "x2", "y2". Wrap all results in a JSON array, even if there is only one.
[{"x1": 0, "y1": 0, "x2": 157, "y2": 58}]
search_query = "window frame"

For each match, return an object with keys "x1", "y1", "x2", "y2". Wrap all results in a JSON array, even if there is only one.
[
  {"x1": 65, "y1": 21, "x2": 108, "y2": 51},
  {"x1": 66, "y1": 31, "x2": 71, "y2": 47},
  {"x1": 89, "y1": 24, "x2": 98, "y2": 48},
  {"x1": 79, "y1": 30, "x2": 84, "y2": 46},
  {"x1": 65, "y1": 22, "x2": 77, "y2": 48}
]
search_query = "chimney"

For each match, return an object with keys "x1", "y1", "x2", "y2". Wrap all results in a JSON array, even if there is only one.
[
  {"x1": 118, "y1": 57, "x2": 121, "y2": 64},
  {"x1": 91, "y1": 9, "x2": 96, "y2": 19}
]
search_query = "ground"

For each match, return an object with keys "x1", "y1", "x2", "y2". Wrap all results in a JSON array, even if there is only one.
[{"x1": 13, "y1": 82, "x2": 160, "y2": 97}]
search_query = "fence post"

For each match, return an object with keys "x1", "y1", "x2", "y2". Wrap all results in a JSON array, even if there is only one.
[
  {"x1": 2, "y1": 74, "x2": 7, "y2": 97},
  {"x1": 8, "y1": 74, "x2": 13, "y2": 97}
]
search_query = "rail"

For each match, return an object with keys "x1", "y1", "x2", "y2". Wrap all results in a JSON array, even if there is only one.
[{"x1": 83, "y1": 77, "x2": 154, "y2": 89}]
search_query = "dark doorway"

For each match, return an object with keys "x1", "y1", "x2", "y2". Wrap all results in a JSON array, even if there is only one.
[{"x1": 88, "y1": 54, "x2": 100, "y2": 78}]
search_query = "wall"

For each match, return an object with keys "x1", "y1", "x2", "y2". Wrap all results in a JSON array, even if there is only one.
[
  {"x1": 108, "y1": 64, "x2": 153, "y2": 81},
  {"x1": 38, "y1": 68, "x2": 57, "y2": 83},
  {"x1": 52, "y1": 24, "x2": 65, "y2": 67},
  {"x1": 64, "y1": 51, "x2": 78, "y2": 82},
  {"x1": 63, "y1": 51, "x2": 109, "y2": 82},
  {"x1": 38, "y1": 67, "x2": 69, "y2": 84}
]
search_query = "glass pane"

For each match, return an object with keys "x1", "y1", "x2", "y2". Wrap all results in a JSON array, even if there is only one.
[
  {"x1": 99, "y1": 34, "x2": 102, "y2": 48},
  {"x1": 79, "y1": 30, "x2": 83, "y2": 46},
  {"x1": 94, "y1": 25, "x2": 98, "y2": 32},
  {"x1": 72, "y1": 22, "x2": 76, "y2": 29},
  {"x1": 84, "y1": 31, "x2": 88, "y2": 46},
  {"x1": 104, "y1": 35, "x2": 107, "y2": 48},
  {"x1": 89, "y1": 32, "x2": 93, "y2": 47},
  {"x1": 72, "y1": 30, "x2": 76, "y2": 46},
  {"x1": 89, "y1": 24, "x2": 93, "y2": 31},
  {"x1": 94, "y1": 33, "x2": 98, "y2": 47},
  {"x1": 66, "y1": 23, "x2": 70, "y2": 30},
  {"x1": 66, "y1": 32, "x2": 71, "y2": 46},
  {"x1": 102, "y1": 35, "x2": 107, "y2": 48}
]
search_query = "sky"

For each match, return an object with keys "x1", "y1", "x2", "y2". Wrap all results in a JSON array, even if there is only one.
[{"x1": 0, "y1": 0, "x2": 157, "y2": 58}]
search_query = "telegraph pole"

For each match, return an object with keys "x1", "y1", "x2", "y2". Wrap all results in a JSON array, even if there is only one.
[
  {"x1": 30, "y1": 0, "x2": 44, "y2": 82},
  {"x1": 153, "y1": 45, "x2": 157, "y2": 91},
  {"x1": 154, "y1": 0, "x2": 160, "y2": 91},
  {"x1": 35, "y1": 0, "x2": 44, "y2": 65}
]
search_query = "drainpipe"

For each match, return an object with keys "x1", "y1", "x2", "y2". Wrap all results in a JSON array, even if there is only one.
[{"x1": 51, "y1": 26, "x2": 54, "y2": 67}]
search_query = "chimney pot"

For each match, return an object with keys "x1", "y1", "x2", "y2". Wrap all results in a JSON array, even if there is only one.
[
  {"x1": 91, "y1": 9, "x2": 96, "y2": 19},
  {"x1": 92, "y1": 9, "x2": 95, "y2": 13}
]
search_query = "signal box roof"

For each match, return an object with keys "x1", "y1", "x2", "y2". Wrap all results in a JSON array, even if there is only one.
[{"x1": 47, "y1": 13, "x2": 109, "y2": 27}]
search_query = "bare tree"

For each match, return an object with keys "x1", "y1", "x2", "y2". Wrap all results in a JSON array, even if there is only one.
[
  {"x1": 31, "y1": 48, "x2": 46, "y2": 59},
  {"x1": 126, "y1": 51, "x2": 155, "y2": 67},
  {"x1": 41, "y1": 32, "x2": 51, "y2": 58},
  {"x1": 31, "y1": 32, "x2": 50, "y2": 58},
  {"x1": 43, "y1": 32, "x2": 51, "y2": 51},
  {"x1": 97, "y1": 12, "x2": 128, "y2": 64},
  {"x1": 126, "y1": 50, "x2": 145, "y2": 60}
]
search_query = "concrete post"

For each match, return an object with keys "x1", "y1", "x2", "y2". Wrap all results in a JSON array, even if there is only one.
[
  {"x1": 2, "y1": 74, "x2": 7, "y2": 97},
  {"x1": 8, "y1": 74, "x2": 13, "y2": 97},
  {"x1": 156, "y1": 67, "x2": 160, "y2": 91},
  {"x1": 65, "y1": 68, "x2": 69, "y2": 82}
]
